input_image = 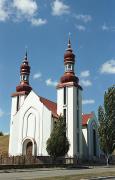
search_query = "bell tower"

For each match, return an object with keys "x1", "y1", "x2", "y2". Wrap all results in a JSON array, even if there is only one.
[
  {"x1": 11, "y1": 52, "x2": 32, "y2": 115},
  {"x1": 57, "y1": 37, "x2": 83, "y2": 158},
  {"x1": 9, "y1": 52, "x2": 32, "y2": 156}
]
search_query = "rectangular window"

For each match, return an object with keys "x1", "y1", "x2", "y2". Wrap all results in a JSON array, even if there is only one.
[
  {"x1": 93, "y1": 129, "x2": 96, "y2": 156},
  {"x1": 77, "y1": 89, "x2": 79, "y2": 106},
  {"x1": 77, "y1": 109, "x2": 79, "y2": 128},
  {"x1": 63, "y1": 109, "x2": 66, "y2": 122},
  {"x1": 77, "y1": 89, "x2": 79, "y2": 129},
  {"x1": 63, "y1": 109, "x2": 67, "y2": 137},
  {"x1": 16, "y1": 96, "x2": 19, "y2": 111},
  {"x1": 77, "y1": 133, "x2": 79, "y2": 153},
  {"x1": 64, "y1": 87, "x2": 66, "y2": 105}
]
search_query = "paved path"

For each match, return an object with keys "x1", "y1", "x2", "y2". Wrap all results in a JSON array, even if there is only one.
[{"x1": 0, "y1": 166, "x2": 115, "y2": 180}]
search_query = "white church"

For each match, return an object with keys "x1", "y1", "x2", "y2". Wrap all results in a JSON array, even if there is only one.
[{"x1": 9, "y1": 38, "x2": 99, "y2": 160}]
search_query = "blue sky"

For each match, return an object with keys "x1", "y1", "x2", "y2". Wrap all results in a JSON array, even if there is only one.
[{"x1": 0, "y1": 0, "x2": 115, "y2": 133}]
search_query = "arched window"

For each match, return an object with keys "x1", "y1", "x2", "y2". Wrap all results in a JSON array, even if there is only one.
[{"x1": 93, "y1": 129, "x2": 96, "y2": 156}]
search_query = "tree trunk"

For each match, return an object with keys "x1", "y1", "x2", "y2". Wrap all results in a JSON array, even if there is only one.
[{"x1": 106, "y1": 155, "x2": 109, "y2": 166}]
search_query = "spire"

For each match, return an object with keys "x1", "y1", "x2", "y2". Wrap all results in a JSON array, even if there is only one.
[
  {"x1": 68, "y1": 32, "x2": 71, "y2": 49},
  {"x1": 64, "y1": 35, "x2": 75, "y2": 66},
  {"x1": 57, "y1": 38, "x2": 82, "y2": 90},
  {"x1": 15, "y1": 51, "x2": 32, "y2": 94},
  {"x1": 24, "y1": 47, "x2": 28, "y2": 61},
  {"x1": 21, "y1": 51, "x2": 30, "y2": 76},
  {"x1": 25, "y1": 51, "x2": 27, "y2": 60}
]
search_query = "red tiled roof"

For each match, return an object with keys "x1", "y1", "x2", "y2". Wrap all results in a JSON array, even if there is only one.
[
  {"x1": 39, "y1": 96, "x2": 58, "y2": 118},
  {"x1": 82, "y1": 113, "x2": 93, "y2": 126},
  {"x1": 39, "y1": 96, "x2": 94, "y2": 123}
]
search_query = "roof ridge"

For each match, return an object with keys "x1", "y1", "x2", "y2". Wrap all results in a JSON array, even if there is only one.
[
  {"x1": 39, "y1": 96, "x2": 58, "y2": 118},
  {"x1": 39, "y1": 96, "x2": 57, "y2": 105},
  {"x1": 82, "y1": 113, "x2": 94, "y2": 126},
  {"x1": 82, "y1": 112, "x2": 93, "y2": 116}
]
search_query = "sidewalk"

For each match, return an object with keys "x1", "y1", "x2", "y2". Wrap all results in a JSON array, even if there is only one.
[{"x1": 0, "y1": 166, "x2": 115, "y2": 180}]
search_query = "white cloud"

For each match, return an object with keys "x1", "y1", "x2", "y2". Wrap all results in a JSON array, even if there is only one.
[
  {"x1": 100, "y1": 59, "x2": 115, "y2": 74},
  {"x1": 0, "y1": 0, "x2": 9, "y2": 21},
  {"x1": 33, "y1": 72, "x2": 42, "y2": 79},
  {"x1": 0, "y1": 108, "x2": 4, "y2": 118},
  {"x1": 102, "y1": 23, "x2": 115, "y2": 32},
  {"x1": 46, "y1": 78, "x2": 57, "y2": 87},
  {"x1": 31, "y1": 18, "x2": 47, "y2": 26},
  {"x1": 102, "y1": 23, "x2": 109, "y2": 31},
  {"x1": 51, "y1": 0, "x2": 70, "y2": 16},
  {"x1": 75, "y1": 25, "x2": 86, "y2": 32},
  {"x1": 75, "y1": 14, "x2": 92, "y2": 23},
  {"x1": 12, "y1": 0, "x2": 47, "y2": 26},
  {"x1": 13, "y1": 0, "x2": 38, "y2": 17},
  {"x1": 80, "y1": 70, "x2": 90, "y2": 78},
  {"x1": 82, "y1": 99, "x2": 95, "y2": 105},
  {"x1": 0, "y1": 0, "x2": 47, "y2": 26},
  {"x1": 81, "y1": 79, "x2": 92, "y2": 87}
]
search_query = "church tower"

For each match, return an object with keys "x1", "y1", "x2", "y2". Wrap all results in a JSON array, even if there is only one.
[
  {"x1": 57, "y1": 38, "x2": 83, "y2": 158},
  {"x1": 9, "y1": 52, "x2": 32, "y2": 155},
  {"x1": 11, "y1": 52, "x2": 32, "y2": 115}
]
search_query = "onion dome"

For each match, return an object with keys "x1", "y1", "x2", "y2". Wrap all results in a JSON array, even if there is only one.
[
  {"x1": 57, "y1": 37, "x2": 82, "y2": 90},
  {"x1": 57, "y1": 36, "x2": 81, "y2": 88},
  {"x1": 64, "y1": 38, "x2": 75, "y2": 65},
  {"x1": 60, "y1": 72, "x2": 79, "y2": 84},
  {"x1": 16, "y1": 83, "x2": 32, "y2": 93},
  {"x1": 16, "y1": 52, "x2": 32, "y2": 94},
  {"x1": 60, "y1": 37, "x2": 78, "y2": 84},
  {"x1": 20, "y1": 52, "x2": 30, "y2": 75}
]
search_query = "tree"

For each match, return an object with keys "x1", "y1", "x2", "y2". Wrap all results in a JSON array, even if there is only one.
[
  {"x1": 98, "y1": 85, "x2": 115, "y2": 165},
  {"x1": 0, "y1": 131, "x2": 4, "y2": 136},
  {"x1": 46, "y1": 115, "x2": 70, "y2": 159}
]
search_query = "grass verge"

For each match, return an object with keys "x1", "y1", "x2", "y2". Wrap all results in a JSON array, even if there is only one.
[
  {"x1": 30, "y1": 170, "x2": 115, "y2": 180},
  {"x1": 0, "y1": 135, "x2": 9, "y2": 155}
]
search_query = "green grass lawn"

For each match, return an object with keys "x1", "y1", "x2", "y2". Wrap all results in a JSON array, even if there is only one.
[
  {"x1": 31, "y1": 170, "x2": 115, "y2": 180},
  {"x1": 0, "y1": 135, "x2": 9, "y2": 155}
]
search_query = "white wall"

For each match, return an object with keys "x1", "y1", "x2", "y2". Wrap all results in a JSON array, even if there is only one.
[
  {"x1": 82, "y1": 113, "x2": 100, "y2": 160},
  {"x1": 82, "y1": 127, "x2": 88, "y2": 158},
  {"x1": 87, "y1": 117, "x2": 99, "y2": 159},
  {"x1": 57, "y1": 86, "x2": 82, "y2": 158},
  {"x1": 9, "y1": 90, "x2": 52, "y2": 156},
  {"x1": 57, "y1": 88, "x2": 63, "y2": 115},
  {"x1": 78, "y1": 89, "x2": 83, "y2": 158},
  {"x1": 67, "y1": 87, "x2": 74, "y2": 156}
]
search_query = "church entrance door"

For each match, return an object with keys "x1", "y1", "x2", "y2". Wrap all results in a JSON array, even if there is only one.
[{"x1": 26, "y1": 141, "x2": 33, "y2": 156}]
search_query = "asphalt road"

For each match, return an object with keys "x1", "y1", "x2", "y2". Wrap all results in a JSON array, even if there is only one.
[{"x1": 0, "y1": 166, "x2": 115, "y2": 180}]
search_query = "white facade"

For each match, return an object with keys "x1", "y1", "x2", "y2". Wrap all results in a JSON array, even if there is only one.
[
  {"x1": 82, "y1": 113, "x2": 100, "y2": 160},
  {"x1": 57, "y1": 86, "x2": 82, "y2": 158},
  {"x1": 9, "y1": 91, "x2": 53, "y2": 156},
  {"x1": 9, "y1": 39, "x2": 100, "y2": 160},
  {"x1": 56, "y1": 37, "x2": 83, "y2": 158}
]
